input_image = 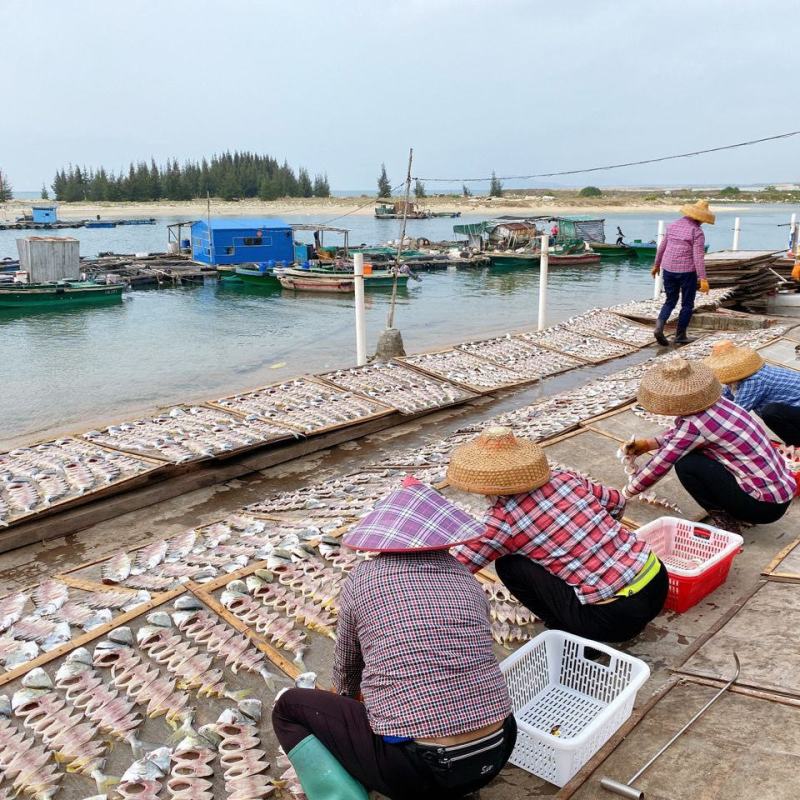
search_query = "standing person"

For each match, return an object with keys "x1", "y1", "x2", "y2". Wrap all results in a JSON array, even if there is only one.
[
  {"x1": 272, "y1": 479, "x2": 516, "y2": 800},
  {"x1": 616, "y1": 226, "x2": 625, "y2": 246},
  {"x1": 447, "y1": 427, "x2": 667, "y2": 643},
  {"x1": 651, "y1": 199, "x2": 715, "y2": 346},
  {"x1": 623, "y1": 358, "x2": 795, "y2": 533},
  {"x1": 704, "y1": 340, "x2": 800, "y2": 445}
]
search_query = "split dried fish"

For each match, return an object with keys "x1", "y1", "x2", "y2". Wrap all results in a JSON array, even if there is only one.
[
  {"x1": 102, "y1": 551, "x2": 132, "y2": 584},
  {"x1": 399, "y1": 349, "x2": 524, "y2": 391},
  {"x1": 0, "y1": 636, "x2": 39, "y2": 669},
  {"x1": 32, "y1": 580, "x2": 69, "y2": 616},
  {"x1": 132, "y1": 540, "x2": 169, "y2": 574},
  {"x1": 321, "y1": 361, "x2": 474, "y2": 414},
  {"x1": 212, "y1": 709, "x2": 275, "y2": 800},
  {"x1": 564, "y1": 310, "x2": 655, "y2": 347},
  {"x1": 518, "y1": 326, "x2": 635, "y2": 363},
  {"x1": 167, "y1": 734, "x2": 216, "y2": 800},
  {"x1": 459, "y1": 335, "x2": 583, "y2": 380},
  {"x1": 118, "y1": 746, "x2": 172, "y2": 800},
  {"x1": 0, "y1": 592, "x2": 28, "y2": 633}
]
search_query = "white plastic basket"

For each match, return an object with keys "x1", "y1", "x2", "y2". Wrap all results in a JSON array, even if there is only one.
[{"x1": 500, "y1": 630, "x2": 650, "y2": 787}]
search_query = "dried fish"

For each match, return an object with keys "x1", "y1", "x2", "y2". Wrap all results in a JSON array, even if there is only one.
[
  {"x1": 132, "y1": 540, "x2": 169, "y2": 575},
  {"x1": 212, "y1": 709, "x2": 275, "y2": 800},
  {"x1": 102, "y1": 551, "x2": 132, "y2": 584},
  {"x1": 458, "y1": 336, "x2": 583, "y2": 380},
  {"x1": 0, "y1": 592, "x2": 28, "y2": 633},
  {"x1": 117, "y1": 747, "x2": 172, "y2": 800},
  {"x1": 399, "y1": 349, "x2": 524, "y2": 391},
  {"x1": 564, "y1": 310, "x2": 655, "y2": 347},
  {"x1": 168, "y1": 734, "x2": 216, "y2": 800},
  {"x1": 0, "y1": 636, "x2": 39, "y2": 668},
  {"x1": 518, "y1": 326, "x2": 635, "y2": 363},
  {"x1": 32, "y1": 580, "x2": 69, "y2": 616}
]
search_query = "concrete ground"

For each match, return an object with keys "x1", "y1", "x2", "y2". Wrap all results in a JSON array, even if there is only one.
[{"x1": 2, "y1": 324, "x2": 799, "y2": 799}]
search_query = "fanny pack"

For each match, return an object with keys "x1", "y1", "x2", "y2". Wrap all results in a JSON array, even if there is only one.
[{"x1": 616, "y1": 551, "x2": 661, "y2": 598}]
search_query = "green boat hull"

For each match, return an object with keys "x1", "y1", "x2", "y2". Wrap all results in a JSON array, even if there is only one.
[
  {"x1": 235, "y1": 271, "x2": 280, "y2": 285},
  {"x1": 0, "y1": 282, "x2": 124, "y2": 309},
  {"x1": 488, "y1": 253, "x2": 540, "y2": 268}
]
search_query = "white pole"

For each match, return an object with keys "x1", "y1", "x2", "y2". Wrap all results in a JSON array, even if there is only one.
[
  {"x1": 537, "y1": 234, "x2": 549, "y2": 331},
  {"x1": 353, "y1": 253, "x2": 367, "y2": 366},
  {"x1": 652, "y1": 220, "x2": 665, "y2": 301},
  {"x1": 732, "y1": 216, "x2": 741, "y2": 251},
  {"x1": 790, "y1": 212, "x2": 797, "y2": 254}
]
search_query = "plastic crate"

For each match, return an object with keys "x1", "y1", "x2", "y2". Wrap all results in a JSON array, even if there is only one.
[
  {"x1": 499, "y1": 631, "x2": 650, "y2": 787},
  {"x1": 634, "y1": 516, "x2": 744, "y2": 613}
]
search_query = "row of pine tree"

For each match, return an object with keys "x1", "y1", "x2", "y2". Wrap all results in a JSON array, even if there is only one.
[{"x1": 48, "y1": 152, "x2": 330, "y2": 202}]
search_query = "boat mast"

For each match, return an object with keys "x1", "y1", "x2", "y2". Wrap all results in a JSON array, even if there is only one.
[{"x1": 387, "y1": 147, "x2": 413, "y2": 329}]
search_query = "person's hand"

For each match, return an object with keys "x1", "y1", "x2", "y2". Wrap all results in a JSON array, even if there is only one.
[
  {"x1": 650, "y1": 264, "x2": 660, "y2": 278},
  {"x1": 698, "y1": 279, "x2": 710, "y2": 294},
  {"x1": 624, "y1": 438, "x2": 657, "y2": 456},
  {"x1": 622, "y1": 485, "x2": 638, "y2": 500}
]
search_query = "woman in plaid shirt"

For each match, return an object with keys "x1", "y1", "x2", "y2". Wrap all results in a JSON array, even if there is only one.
[
  {"x1": 624, "y1": 358, "x2": 794, "y2": 533},
  {"x1": 448, "y1": 427, "x2": 667, "y2": 643},
  {"x1": 272, "y1": 480, "x2": 516, "y2": 800}
]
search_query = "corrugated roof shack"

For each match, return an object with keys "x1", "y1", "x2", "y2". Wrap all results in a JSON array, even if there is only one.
[
  {"x1": 16, "y1": 236, "x2": 80, "y2": 282},
  {"x1": 191, "y1": 218, "x2": 294, "y2": 266}
]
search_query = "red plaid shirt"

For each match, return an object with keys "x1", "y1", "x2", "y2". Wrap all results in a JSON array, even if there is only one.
[
  {"x1": 332, "y1": 552, "x2": 511, "y2": 738},
  {"x1": 453, "y1": 472, "x2": 649, "y2": 604},
  {"x1": 654, "y1": 216, "x2": 707, "y2": 279},
  {"x1": 627, "y1": 396, "x2": 795, "y2": 503}
]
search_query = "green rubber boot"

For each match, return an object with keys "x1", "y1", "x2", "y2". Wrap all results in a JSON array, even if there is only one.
[{"x1": 287, "y1": 735, "x2": 369, "y2": 800}]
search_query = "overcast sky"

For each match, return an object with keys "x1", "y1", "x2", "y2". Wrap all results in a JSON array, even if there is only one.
[{"x1": 2, "y1": 0, "x2": 797, "y2": 192}]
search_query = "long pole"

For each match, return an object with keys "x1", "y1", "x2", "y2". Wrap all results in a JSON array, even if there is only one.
[
  {"x1": 652, "y1": 220, "x2": 665, "y2": 300},
  {"x1": 387, "y1": 148, "x2": 413, "y2": 330},
  {"x1": 207, "y1": 190, "x2": 213, "y2": 264},
  {"x1": 732, "y1": 216, "x2": 741, "y2": 251},
  {"x1": 353, "y1": 253, "x2": 367, "y2": 366},
  {"x1": 790, "y1": 212, "x2": 797, "y2": 255},
  {"x1": 537, "y1": 234, "x2": 549, "y2": 331}
]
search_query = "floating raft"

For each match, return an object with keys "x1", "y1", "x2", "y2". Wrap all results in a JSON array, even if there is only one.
[
  {"x1": 318, "y1": 361, "x2": 478, "y2": 415},
  {"x1": 208, "y1": 377, "x2": 395, "y2": 435}
]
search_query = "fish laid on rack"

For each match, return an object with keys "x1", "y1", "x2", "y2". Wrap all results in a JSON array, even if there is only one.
[
  {"x1": 82, "y1": 588, "x2": 150, "y2": 610},
  {"x1": 32, "y1": 580, "x2": 69, "y2": 616},
  {"x1": 246, "y1": 577, "x2": 337, "y2": 638},
  {"x1": 517, "y1": 326, "x2": 635, "y2": 363},
  {"x1": 458, "y1": 335, "x2": 584, "y2": 380},
  {"x1": 564, "y1": 310, "x2": 655, "y2": 347},
  {"x1": 221, "y1": 583, "x2": 307, "y2": 667},
  {"x1": 93, "y1": 631, "x2": 193, "y2": 726},
  {"x1": 490, "y1": 621, "x2": 532, "y2": 649},
  {"x1": 167, "y1": 731, "x2": 217, "y2": 800},
  {"x1": 207, "y1": 706, "x2": 275, "y2": 800},
  {"x1": 0, "y1": 697, "x2": 62, "y2": 800},
  {"x1": 213, "y1": 377, "x2": 391, "y2": 435},
  {"x1": 11, "y1": 617, "x2": 71, "y2": 650},
  {"x1": 136, "y1": 612, "x2": 243, "y2": 700},
  {"x1": 399, "y1": 349, "x2": 524, "y2": 391},
  {"x1": 320, "y1": 361, "x2": 475, "y2": 415},
  {"x1": 171, "y1": 597, "x2": 277, "y2": 685},
  {"x1": 131, "y1": 540, "x2": 169, "y2": 575},
  {"x1": 116, "y1": 746, "x2": 172, "y2": 800},
  {"x1": 0, "y1": 635, "x2": 39, "y2": 669},
  {"x1": 53, "y1": 648, "x2": 147, "y2": 759},
  {"x1": 102, "y1": 551, "x2": 133, "y2": 584},
  {"x1": 84, "y1": 406, "x2": 298, "y2": 464},
  {"x1": 0, "y1": 592, "x2": 28, "y2": 633},
  {"x1": 12, "y1": 669, "x2": 110, "y2": 790}
]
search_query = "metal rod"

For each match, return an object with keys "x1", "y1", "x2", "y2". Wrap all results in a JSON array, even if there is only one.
[
  {"x1": 652, "y1": 220, "x2": 664, "y2": 300},
  {"x1": 537, "y1": 234, "x2": 549, "y2": 330},
  {"x1": 353, "y1": 253, "x2": 367, "y2": 366},
  {"x1": 601, "y1": 653, "x2": 740, "y2": 798}
]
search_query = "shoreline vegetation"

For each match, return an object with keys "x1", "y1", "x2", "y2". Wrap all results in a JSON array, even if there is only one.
[{"x1": 2, "y1": 188, "x2": 797, "y2": 222}]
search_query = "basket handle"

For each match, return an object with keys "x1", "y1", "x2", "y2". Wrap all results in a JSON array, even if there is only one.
[{"x1": 581, "y1": 643, "x2": 614, "y2": 669}]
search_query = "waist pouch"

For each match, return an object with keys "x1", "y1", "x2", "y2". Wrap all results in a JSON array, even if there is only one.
[{"x1": 407, "y1": 720, "x2": 513, "y2": 791}]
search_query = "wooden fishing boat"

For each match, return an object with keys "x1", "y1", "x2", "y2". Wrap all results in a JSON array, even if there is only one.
[
  {"x1": 628, "y1": 240, "x2": 709, "y2": 259},
  {"x1": 375, "y1": 201, "x2": 431, "y2": 220},
  {"x1": 0, "y1": 280, "x2": 124, "y2": 309},
  {"x1": 84, "y1": 220, "x2": 117, "y2": 229},
  {"x1": 588, "y1": 242, "x2": 637, "y2": 258},
  {"x1": 488, "y1": 252, "x2": 540, "y2": 268},
  {"x1": 278, "y1": 268, "x2": 409, "y2": 293},
  {"x1": 234, "y1": 265, "x2": 281, "y2": 285},
  {"x1": 548, "y1": 251, "x2": 601, "y2": 266}
]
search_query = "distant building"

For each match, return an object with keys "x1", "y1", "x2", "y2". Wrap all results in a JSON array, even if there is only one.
[
  {"x1": 191, "y1": 217, "x2": 294, "y2": 266},
  {"x1": 31, "y1": 204, "x2": 58, "y2": 224}
]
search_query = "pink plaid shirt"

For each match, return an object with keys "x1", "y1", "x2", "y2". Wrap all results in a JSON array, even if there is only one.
[
  {"x1": 627, "y1": 396, "x2": 795, "y2": 503},
  {"x1": 332, "y1": 552, "x2": 511, "y2": 738},
  {"x1": 654, "y1": 216, "x2": 707, "y2": 279},
  {"x1": 453, "y1": 472, "x2": 650, "y2": 605}
]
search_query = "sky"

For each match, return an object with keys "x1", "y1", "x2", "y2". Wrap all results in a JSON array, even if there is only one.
[{"x1": 1, "y1": 0, "x2": 798, "y2": 192}]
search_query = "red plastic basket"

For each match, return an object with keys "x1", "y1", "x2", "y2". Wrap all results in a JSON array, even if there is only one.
[{"x1": 634, "y1": 516, "x2": 744, "y2": 613}]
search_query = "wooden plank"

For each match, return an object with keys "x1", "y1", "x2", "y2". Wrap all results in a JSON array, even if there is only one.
[
  {"x1": 193, "y1": 559, "x2": 270, "y2": 594},
  {"x1": 56, "y1": 574, "x2": 140, "y2": 594},
  {"x1": 762, "y1": 536, "x2": 800, "y2": 577},
  {"x1": 185, "y1": 582, "x2": 301, "y2": 681},
  {"x1": 682, "y1": 673, "x2": 800, "y2": 708},
  {"x1": 0, "y1": 586, "x2": 185, "y2": 688}
]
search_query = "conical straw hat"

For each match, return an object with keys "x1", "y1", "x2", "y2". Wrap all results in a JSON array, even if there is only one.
[
  {"x1": 679, "y1": 199, "x2": 715, "y2": 224},
  {"x1": 447, "y1": 426, "x2": 550, "y2": 495},
  {"x1": 703, "y1": 340, "x2": 765, "y2": 384},
  {"x1": 638, "y1": 358, "x2": 722, "y2": 416}
]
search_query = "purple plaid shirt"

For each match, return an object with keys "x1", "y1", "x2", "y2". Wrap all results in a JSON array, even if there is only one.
[
  {"x1": 628, "y1": 396, "x2": 795, "y2": 503},
  {"x1": 332, "y1": 552, "x2": 511, "y2": 738},
  {"x1": 655, "y1": 217, "x2": 707, "y2": 279}
]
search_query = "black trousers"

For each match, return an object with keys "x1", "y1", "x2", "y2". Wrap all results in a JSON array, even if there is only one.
[
  {"x1": 495, "y1": 555, "x2": 668, "y2": 643},
  {"x1": 759, "y1": 402, "x2": 800, "y2": 446},
  {"x1": 675, "y1": 450, "x2": 791, "y2": 524},
  {"x1": 272, "y1": 688, "x2": 516, "y2": 800},
  {"x1": 657, "y1": 269, "x2": 697, "y2": 330}
]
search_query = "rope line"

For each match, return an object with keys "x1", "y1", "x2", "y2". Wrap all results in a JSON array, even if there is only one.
[{"x1": 414, "y1": 130, "x2": 800, "y2": 183}]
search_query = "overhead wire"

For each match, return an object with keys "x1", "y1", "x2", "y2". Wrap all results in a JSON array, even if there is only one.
[{"x1": 414, "y1": 130, "x2": 800, "y2": 183}]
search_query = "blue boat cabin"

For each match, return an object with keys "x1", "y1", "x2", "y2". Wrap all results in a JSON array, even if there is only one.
[
  {"x1": 32, "y1": 205, "x2": 58, "y2": 224},
  {"x1": 191, "y1": 218, "x2": 294, "y2": 266}
]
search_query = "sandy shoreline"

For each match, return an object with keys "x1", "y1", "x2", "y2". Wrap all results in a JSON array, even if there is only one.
[{"x1": 0, "y1": 195, "x2": 775, "y2": 222}]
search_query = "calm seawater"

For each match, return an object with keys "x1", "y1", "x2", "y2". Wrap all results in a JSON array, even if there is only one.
[{"x1": 0, "y1": 208, "x2": 796, "y2": 443}]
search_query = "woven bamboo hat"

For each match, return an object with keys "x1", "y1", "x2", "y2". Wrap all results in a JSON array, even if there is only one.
[
  {"x1": 447, "y1": 426, "x2": 551, "y2": 495},
  {"x1": 679, "y1": 199, "x2": 715, "y2": 224},
  {"x1": 703, "y1": 340, "x2": 765, "y2": 384},
  {"x1": 638, "y1": 358, "x2": 722, "y2": 416}
]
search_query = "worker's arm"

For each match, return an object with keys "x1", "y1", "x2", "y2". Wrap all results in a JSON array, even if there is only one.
[
  {"x1": 625, "y1": 418, "x2": 701, "y2": 496},
  {"x1": 575, "y1": 474, "x2": 626, "y2": 518},
  {"x1": 331, "y1": 579, "x2": 364, "y2": 697},
  {"x1": 693, "y1": 228, "x2": 707, "y2": 280},
  {"x1": 453, "y1": 505, "x2": 515, "y2": 573},
  {"x1": 728, "y1": 375, "x2": 763, "y2": 412}
]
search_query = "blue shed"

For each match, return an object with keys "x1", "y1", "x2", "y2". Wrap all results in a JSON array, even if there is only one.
[
  {"x1": 32, "y1": 205, "x2": 58, "y2": 224},
  {"x1": 191, "y1": 217, "x2": 294, "y2": 266}
]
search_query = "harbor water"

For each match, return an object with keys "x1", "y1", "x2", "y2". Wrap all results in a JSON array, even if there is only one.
[{"x1": 0, "y1": 208, "x2": 795, "y2": 444}]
